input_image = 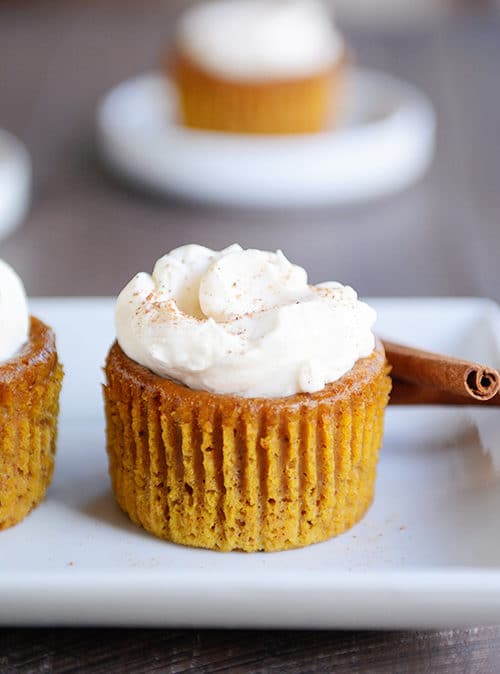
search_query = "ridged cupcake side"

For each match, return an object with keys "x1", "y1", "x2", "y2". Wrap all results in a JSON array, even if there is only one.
[
  {"x1": 171, "y1": 54, "x2": 344, "y2": 135},
  {"x1": 0, "y1": 317, "x2": 64, "y2": 530},
  {"x1": 104, "y1": 340, "x2": 390, "y2": 552}
]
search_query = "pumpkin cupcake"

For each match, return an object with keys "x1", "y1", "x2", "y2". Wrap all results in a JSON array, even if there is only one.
[
  {"x1": 0, "y1": 260, "x2": 63, "y2": 530},
  {"x1": 169, "y1": 0, "x2": 346, "y2": 135},
  {"x1": 104, "y1": 245, "x2": 390, "y2": 552}
]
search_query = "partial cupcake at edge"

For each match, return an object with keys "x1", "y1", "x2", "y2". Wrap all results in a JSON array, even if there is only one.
[
  {"x1": 166, "y1": 0, "x2": 346, "y2": 134},
  {"x1": 103, "y1": 245, "x2": 391, "y2": 552},
  {"x1": 0, "y1": 260, "x2": 63, "y2": 530}
]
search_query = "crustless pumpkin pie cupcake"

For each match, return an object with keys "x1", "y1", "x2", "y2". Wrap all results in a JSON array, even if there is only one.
[
  {"x1": 103, "y1": 245, "x2": 391, "y2": 551},
  {"x1": 0, "y1": 260, "x2": 63, "y2": 530},
  {"x1": 168, "y1": 0, "x2": 346, "y2": 135}
]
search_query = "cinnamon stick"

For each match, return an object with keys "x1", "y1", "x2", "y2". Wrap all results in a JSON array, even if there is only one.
[
  {"x1": 389, "y1": 378, "x2": 500, "y2": 406},
  {"x1": 382, "y1": 339, "x2": 500, "y2": 405}
]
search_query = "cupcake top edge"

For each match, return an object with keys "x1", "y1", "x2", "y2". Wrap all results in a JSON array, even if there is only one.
[
  {"x1": 115, "y1": 244, "x2": 376, "y2": 399},
  {"x1": 175, "y1": 0, "x2": 343, "y2": 82},
  {"x1": 0, "y1": 259, "x2": 29, "y2": 363}
]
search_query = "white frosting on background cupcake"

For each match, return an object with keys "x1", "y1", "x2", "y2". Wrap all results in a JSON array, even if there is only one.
[
  {"x1": 0, "y1": 259, "x2": 29, "y2": 362},
  {"x1": 176, "y1": 0, "x2": 343, "y2": 81}
]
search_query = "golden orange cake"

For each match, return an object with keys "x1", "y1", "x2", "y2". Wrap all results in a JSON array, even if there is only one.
[
  {"x1": 169, "y1": 0, "x2": 346, "y2": 135},
  {"x1": 171, "y1": 54, "x2": 344, "y2": 135},
  {"x1": 103, "y1": 244, "x2": 390, "y2": 551},
  {"x1": 104, "y1": 339, "x2": 390, "y2": 552},
  {"x1": 0, "y1": 317, "x2": 63, "y2": 530}
]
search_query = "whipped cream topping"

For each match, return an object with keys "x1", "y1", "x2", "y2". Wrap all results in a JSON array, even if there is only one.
[
  {"x1": 0, "y1": 259, "x2": 29, "y2": 363},
  {"x1": 176, "y1": 0, "x2": 343, "y2": 81},
  {"x1": 116, "y1": 245, "x2": 376, "y2": 398}
]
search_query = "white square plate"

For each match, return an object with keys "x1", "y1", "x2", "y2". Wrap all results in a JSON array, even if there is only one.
[{"x1": 1, "y1": 297, "x2": 500, "y2": 629}]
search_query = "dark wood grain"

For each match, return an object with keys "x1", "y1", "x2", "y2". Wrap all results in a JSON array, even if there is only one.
[
  {"x1": 1, "y1": 1, "x2": 500, "y2": 671},
  {"x1": 1, "y1": 627, "x2": 500, "y2": 673}
]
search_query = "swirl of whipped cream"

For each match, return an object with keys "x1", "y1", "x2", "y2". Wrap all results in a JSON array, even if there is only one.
[
  {"x1": 116, "y1": 245, "x2": 376, "y2": 398},
  {"x1": 176, "y1": 0, "x2": 343, "y2": 81},
  {"x1": 0, "y1": 259, "x2": 29, "y2": 363}
]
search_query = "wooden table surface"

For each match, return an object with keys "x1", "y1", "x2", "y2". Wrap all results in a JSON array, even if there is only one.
[{"x1": 1, "y1": 1, "x2": 500, "y2": 671}]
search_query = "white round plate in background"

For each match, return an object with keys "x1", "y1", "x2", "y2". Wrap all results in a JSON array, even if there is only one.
[
  {"x1": 97, "y1": 69, "x2": 436, "y2": 208},
  {"x1": 0, "y1": 129, "x2": 31, "y2": 239}
]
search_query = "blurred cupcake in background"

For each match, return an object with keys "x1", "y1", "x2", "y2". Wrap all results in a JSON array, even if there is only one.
[{"x1": 168, "y1": 0, "x2": 346, "y2": 135}]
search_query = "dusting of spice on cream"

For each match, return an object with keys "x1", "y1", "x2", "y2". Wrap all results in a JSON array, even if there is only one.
[
  {"x1": 115, "y1": 244, "x2": 376, "y2": 398},
  {"x1": 116, "y1": 244, "x2": 376, "y2": 398}
]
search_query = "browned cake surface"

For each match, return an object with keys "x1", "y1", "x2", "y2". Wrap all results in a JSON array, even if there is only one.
[
  {"x1": 0, "y1": 317, "x2": 63, "y2": 530},
  {"x1": 104, "y1": 341, "x2": 391, "y2": 552},
  {"x1": 169, "y1": 51, "x2": 344, "y2": 135}
]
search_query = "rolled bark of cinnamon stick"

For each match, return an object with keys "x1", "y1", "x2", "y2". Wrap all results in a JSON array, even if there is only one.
[
  {"x1": 389, "y1": 378, "x2": 500, "y2": 406},
  {"x1": 382, "y1": 339, "x2": 500, "y2": 405}
]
